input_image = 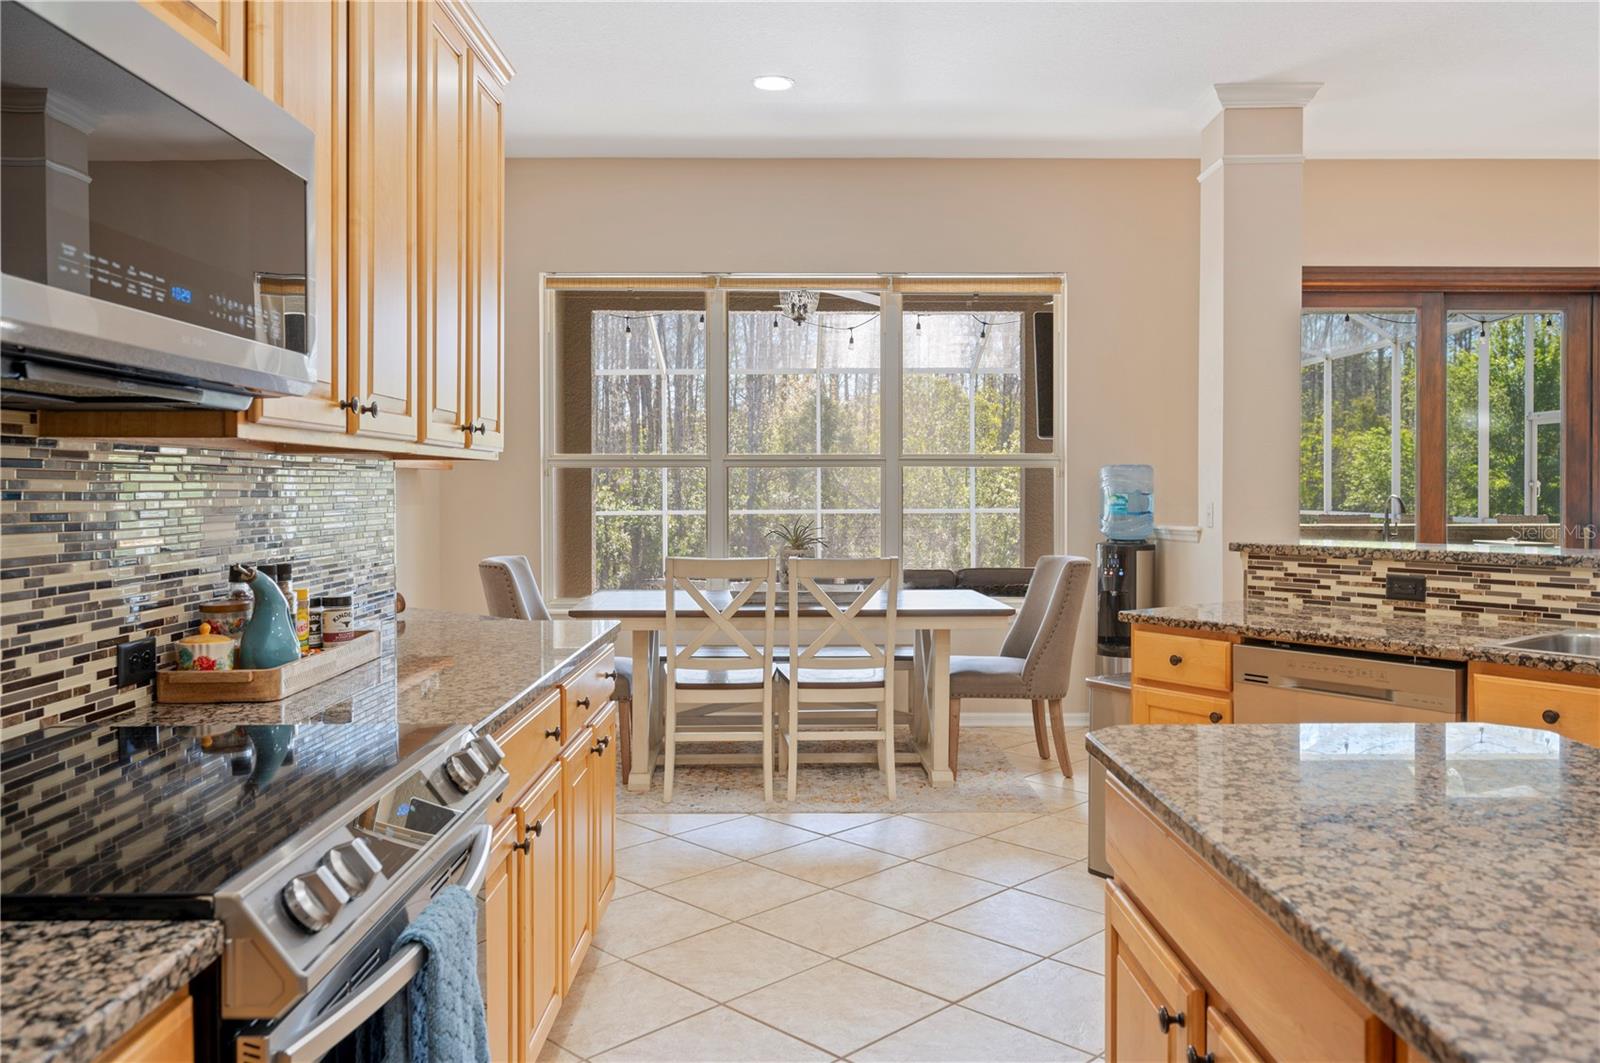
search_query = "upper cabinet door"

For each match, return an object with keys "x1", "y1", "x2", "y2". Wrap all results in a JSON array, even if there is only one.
[
  {"x1": 418, "y1": 2, "x2": 471, "y2": 449},
  {"x1": 466, "y1": 54, "x2": 506, "y2": 453},
  {"x1": 247, "y1": 0, "x2": 351, "y2": 435},
  {"x1": 348, "y1": 0, "x2": 423, "y2": 442},
  {"x1": 143, "y1": 1, "x2": 246, "y2": 77}
]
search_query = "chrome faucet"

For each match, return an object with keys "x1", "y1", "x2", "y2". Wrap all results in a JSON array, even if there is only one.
[{"x1": 1382, "y1": 494, "x2": 1405, "y2": 541}]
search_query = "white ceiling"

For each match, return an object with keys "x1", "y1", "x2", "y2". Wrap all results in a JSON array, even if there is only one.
[{"x1": 475, "y1": 1, "x2": 1599, "y2": 159}]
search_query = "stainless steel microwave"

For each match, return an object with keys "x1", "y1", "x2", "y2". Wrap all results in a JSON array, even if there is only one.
[{"x1": 0, "y1": 0, "x2": 317, "y2": 410}]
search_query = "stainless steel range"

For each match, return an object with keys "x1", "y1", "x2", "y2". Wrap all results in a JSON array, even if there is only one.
[{"x1": 1, "y1": 694, "x2": 508, "y2": 1060}]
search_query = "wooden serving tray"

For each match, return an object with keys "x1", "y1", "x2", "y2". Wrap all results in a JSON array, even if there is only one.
[{"x1": 156, "y1": 629, "x2": 381, "y2": 703}]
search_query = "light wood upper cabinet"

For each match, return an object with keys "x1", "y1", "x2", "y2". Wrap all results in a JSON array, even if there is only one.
[
  {"x1": 143, "y1": 1, "x2": 245, "y2": 76},
  {"x1": 247, "y1": 0, "x2": 351, "y2": 435},
  {"x1": 347, "y1": 0, "x2": 423, "y2": 442},
  {"x1": 418, "y1": 1, "x2": 471, "y2": 449},
  {"x1": 46, "y1": 0, "x2": 512, "y2": 463},
  {"x1": 466, "y1": 53, "x2": 506, "y2": 452}
]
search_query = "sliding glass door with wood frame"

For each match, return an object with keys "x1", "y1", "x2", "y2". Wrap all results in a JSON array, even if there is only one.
[{"x1": 1302, "y1": 269, "x2": 1598, "y2": 549}]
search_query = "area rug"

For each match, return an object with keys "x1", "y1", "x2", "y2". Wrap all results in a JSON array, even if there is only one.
[{"x1": 615, "y1": 725, "x2": 1090, "y2": 814}]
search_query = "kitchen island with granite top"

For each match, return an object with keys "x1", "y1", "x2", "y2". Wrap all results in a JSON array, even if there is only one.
[
  {"x1": 0, "y1": 609, "x2": 620, "y2": 1063},
  {"x1": 1089, "y1": 721, "x2": 1600, "y2": 1063}
]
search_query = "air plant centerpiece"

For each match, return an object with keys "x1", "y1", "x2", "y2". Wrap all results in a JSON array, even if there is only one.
[{"x1": 766, "y1": 517, "x2": 827, "y2": 588}]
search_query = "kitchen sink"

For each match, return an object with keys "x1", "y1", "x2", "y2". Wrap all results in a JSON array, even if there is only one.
[{"x1": 1493, "y1": 629, "x2": 1600, "y2": 660}]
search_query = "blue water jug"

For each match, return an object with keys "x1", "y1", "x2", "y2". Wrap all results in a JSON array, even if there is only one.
[{"x1": 1100, "y1": 465, "x2": 1155, "y2": 541}]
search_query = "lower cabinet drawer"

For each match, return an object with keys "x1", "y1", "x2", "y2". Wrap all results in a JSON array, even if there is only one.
[
  {"x1": 497, "y1": 689, "x2": 564, "y2": 801},
  {"x1": 1472, "y1": 674, "x2": 1599, "y2": 746},
  {"x1": 562, "y1": 646, "x2": 617, "y2": 734},
  {"x1": 1133, "y1": 629, "x2": 1232, "y2": 692},
  {"x1": 1133, "y1": 684, "x2": 1231, "y2": 725}
]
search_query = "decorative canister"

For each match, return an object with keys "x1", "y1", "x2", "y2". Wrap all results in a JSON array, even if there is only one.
[
  {"x1": 176, "y1": 623, "x2": 236, "y2": 672},
  {"x1": 199, "y1": 599, "x2": 251, "y2": 641},
  {"x1": 321, "y1": 594, "x2": 356, "y2": 644}
]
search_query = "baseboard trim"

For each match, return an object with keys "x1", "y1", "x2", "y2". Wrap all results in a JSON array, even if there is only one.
[{"x1": 960, "y1": 711, "x2": 1090, "y2": 728}]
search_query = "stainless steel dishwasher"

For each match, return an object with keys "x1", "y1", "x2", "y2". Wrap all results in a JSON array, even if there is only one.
[{"x1": 1232, "y1": 643, "x2": 1465, "y2": 723}]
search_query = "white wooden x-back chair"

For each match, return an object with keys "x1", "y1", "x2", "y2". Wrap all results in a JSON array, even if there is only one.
[
  {"x1": 776, "y1": 556, "x2": 900, "y2": 801},
  {"x1": 662, "y1": 557, "x2": 778, "y2": 802}
]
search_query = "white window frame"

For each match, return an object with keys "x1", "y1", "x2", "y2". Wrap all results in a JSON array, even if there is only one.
[{"x1": 540, "y1": 276, "x2": 1066, "y2": 599}]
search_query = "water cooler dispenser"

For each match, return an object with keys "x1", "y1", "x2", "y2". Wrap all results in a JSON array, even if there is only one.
[{"x1": 1095, "y1": 540, "x2": 1155, "y2": 672}]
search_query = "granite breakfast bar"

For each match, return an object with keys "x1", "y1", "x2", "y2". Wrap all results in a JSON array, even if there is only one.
[
  {"x1": 1090, "y1": 721, "x2": 1600, "y2": 1063},
  {"x1": 0, "y1": 609, "x2": 618, "y2": 1063}
]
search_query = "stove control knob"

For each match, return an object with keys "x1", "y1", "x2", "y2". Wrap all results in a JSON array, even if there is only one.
[
  {"x1": 321, "y1": 839, "x2": 383, "y2": 898},
  {"x1": 281, "y1": 866, "x2": 350, "y2": 933},
  {"x1": 445, "y1": 747, "x2": 488, "y2": 793},
  {"x1": 471, "y1": 733, "x2": 505, "y2": 771}
]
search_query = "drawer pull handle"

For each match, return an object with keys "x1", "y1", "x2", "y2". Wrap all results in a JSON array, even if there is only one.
[
  {"x1": 544, "y1": 726, "x2": 562, "y2": 741},
  {"x1": 1186, "y1": 1048, "x2": 1214, "y2": 1063},
  {"x1": 1156, "y1": 1006, "x2": 1185, "y2": 1033},
  {"x1": 1208, "y1": 711, "x2": 1223, "y2": 723},
  {"x1": 576, "y1": 696, "x2": 590, "y2": 709},
  {"x1": 511, "y1": 838, "x2": 530, "y2": 854},
  {"x1": 1542, "y1": 709, "x2": 1560, "y2": 725},
  {"x1": 1168, "y1": 654, "x2": 1183, "y2": 666}
]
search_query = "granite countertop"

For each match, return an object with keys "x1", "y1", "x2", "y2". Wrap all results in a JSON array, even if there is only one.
[
  {"x1": 1231, "y1": 539, "x2": 1600, "y2": 569},
  {"x1": 0, "y1": 609, "x2": 618, "y2": 1063},
  {"x1": 0, "y1": 920, "x2": 223, "y2": 1063},
  {"x1": 105, "y1": 608, "x2": 620, "y2": 733},
  {"x1": 1122, "y1": 599, "x2": 1600, "y2": 675},
  {"x1": 1088, "y1": 722, "x2": 1600, "y2": 1063}
]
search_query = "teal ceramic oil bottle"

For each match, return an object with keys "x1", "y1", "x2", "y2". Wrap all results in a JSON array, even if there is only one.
[{"x1": 238, "y1": 566, "x2": 302, "y2": 669}]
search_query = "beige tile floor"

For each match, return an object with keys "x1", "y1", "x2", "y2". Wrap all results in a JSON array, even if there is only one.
[{"x1": 544, "y1": 727, "x2": 1103, "y2": 1062}]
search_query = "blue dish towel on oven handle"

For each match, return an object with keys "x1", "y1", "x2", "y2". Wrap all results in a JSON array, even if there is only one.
[{"x1": 393, "y1": 883, "x2": 490, "y2": 1063}]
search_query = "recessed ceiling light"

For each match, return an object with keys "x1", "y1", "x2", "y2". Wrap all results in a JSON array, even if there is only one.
[{"x1": 752, "y1": 74, "x2": 795, "y2": 92}]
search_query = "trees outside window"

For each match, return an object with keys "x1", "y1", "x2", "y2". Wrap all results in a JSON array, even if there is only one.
[
  {"x1": 547, "y1": 280, "x2": 1062, "y2": 595},
  {"x1": 1301, "y1": 272, "x2": 1596, "y2": 548}
]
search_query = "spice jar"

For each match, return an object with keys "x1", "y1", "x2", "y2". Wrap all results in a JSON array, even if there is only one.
[
  {"x1": 307, "y1": 597, "x2": 324, "y2": 650},
  {"x1": 321, "y1": 594, "x2": 355, "y2": 643}
]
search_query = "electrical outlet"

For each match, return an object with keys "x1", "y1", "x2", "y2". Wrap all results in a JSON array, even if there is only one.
[
  {"x1": 1385, "y1": 573, "x2": 1427, "y2": 602},
  {"x1": 116, "y1": 636, "x2": 157, "y2": 687}
]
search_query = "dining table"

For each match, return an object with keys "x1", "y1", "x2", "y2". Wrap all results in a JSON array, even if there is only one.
[{"x1": 567, "y1": 588, "x2": 1017, "y2": 792}]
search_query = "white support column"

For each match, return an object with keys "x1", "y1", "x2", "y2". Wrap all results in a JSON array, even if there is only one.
[{"x1": 1194, "y1": 82, "x2": 1321, "y2": 598}]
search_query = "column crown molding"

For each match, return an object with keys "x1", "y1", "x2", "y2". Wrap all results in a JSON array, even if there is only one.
[{"x1": 1213, "y1": 82, "x2": 1322, "y2": 109}]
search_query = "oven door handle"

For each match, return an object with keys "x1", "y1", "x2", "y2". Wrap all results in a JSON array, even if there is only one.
[{"x1": 273, "y1": 823, "x2": 493, "y2": 1063}]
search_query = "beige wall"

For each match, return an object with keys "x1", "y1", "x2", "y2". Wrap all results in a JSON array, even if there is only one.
[{"x1": 396, "y1": 156, "x2": 1600, "y2": 712}]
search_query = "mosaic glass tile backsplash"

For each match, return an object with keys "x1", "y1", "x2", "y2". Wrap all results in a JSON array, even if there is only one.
[
  {"x1": 1, "y1": 411, "x2": 396, "y2": 749},
  {"x1": 1242, "y1": 550, "x2": 1599, "y2": 624}
]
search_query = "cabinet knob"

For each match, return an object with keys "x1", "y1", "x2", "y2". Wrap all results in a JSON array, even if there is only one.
[
  {"x1": 1542, "y1": 709, "x2": 1561, "y2": 725},
  {"x1": 476, "y1": 421, "x2": 488, "y2": 434},
  {"x1": 460, "y1": 423, "x2": 475, "y2": 436},
  {"x1": 1168, "y1": 654, "x2": 1184, "y2": 667},
  {"x1": 531, "y1": 818, "x2": 544, "y2": 837},
  {"x1": 591, "y1": 735, "x2": 611, "y2": 756},
  {"x1": 544, "y1": 726, "x2": 562, "y2": 741},
  {"x1": 360, "y1": 400, "x2": 380, "y2": 418},
  {"x1": 576, "y1": 696, "x2": 590, "y2": 709},
  {"x1": 1186, "y1": 1048, "x2": 1214, "y2": 1063},
  {"x1": 511, "y1": 837, "x2": 530, "y2": 855},
  {"x1": 1208, "y1": 711, "x2": 1223, "y2": 723},
  {"x1": 1156, "y1": 1006, "x2": 1185, "y2": 1033},
  {"x1": 601, "y1": 670, "x2": 617, "y2": 680},
  {"x1": 338, "y1": 396, "x2": 360, "y2": 412}
]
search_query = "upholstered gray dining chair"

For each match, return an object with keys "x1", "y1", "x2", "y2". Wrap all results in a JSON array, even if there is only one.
[
  {"x1": 947, "y1": 555, "x2": 1091, "y2": 779},
  {"x1": 480, "y1": 555, "x2": 636, "y2": 769}
]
